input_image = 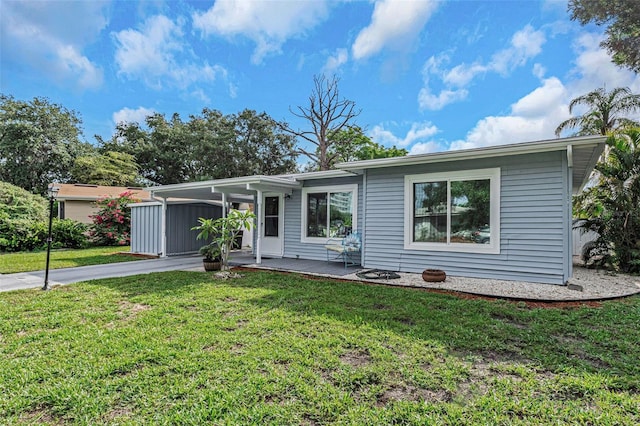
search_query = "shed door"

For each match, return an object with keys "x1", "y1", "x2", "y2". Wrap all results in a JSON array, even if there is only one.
[{"x1": 261, "y1": 194, "x2": 284, "y2": 257}]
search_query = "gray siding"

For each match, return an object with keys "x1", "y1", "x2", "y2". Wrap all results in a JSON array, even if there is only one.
[
  {"x1": 131, "y1": 202, "x2": 222, "y2": 256},
  {"x1": 363, "y1": 151, "x2": 569, "y2": 284},
  {"x1": 282, "y1": 175, "x2": 363, "y2": 263},
  {"x1": 166, "y1": 203, "x2": 222, "y2": 255},
  {"x1": 131, "y1": 204, "x2": 162, "y2": 256}
]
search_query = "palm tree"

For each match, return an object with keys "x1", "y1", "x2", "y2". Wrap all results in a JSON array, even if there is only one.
[
  {"x1": 555, "y1": 87, "x2": 640, "y2": 137},
  {"x1": 575, "y1": 128, "x2": 640, "y2": 272}
]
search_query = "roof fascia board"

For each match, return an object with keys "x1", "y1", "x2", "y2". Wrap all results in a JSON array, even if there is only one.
[
  {"x1": 286, "y1": 170, "x2": 358, "y2": 180},
  {"x1": 335, "y1": 135, "x2": 606, "y2": 171},
  {"x1": 150, "y1": 175, "x2": 301, "y2": 195}
]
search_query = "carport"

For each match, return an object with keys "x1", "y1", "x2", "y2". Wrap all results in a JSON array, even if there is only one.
[{"x1": 147, "y1": 176, "x2": 301, "y2": 263}]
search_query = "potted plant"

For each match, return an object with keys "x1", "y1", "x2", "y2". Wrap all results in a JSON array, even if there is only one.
[
  {"x1": 192, "y1": 209, "x2": 255, "y2": 271},
  {"x1": 199, "y1": 242, "x2": 222, "y2": 271}
]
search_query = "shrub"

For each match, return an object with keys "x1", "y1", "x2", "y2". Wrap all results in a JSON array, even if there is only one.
[
  {"x1": 0, "y1": 219, "x2": 47, "y2": 252},
  {"x1": 51, "y1": 219, "x2": 88, "y2": 249},
  {"x1": 0, "y1": 181, "x2": 48, "y2": 222},
  {"x1": 88, "y1": 191, "x2": 140, "y2": 246}
]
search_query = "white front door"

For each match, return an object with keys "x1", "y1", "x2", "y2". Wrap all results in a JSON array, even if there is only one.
[{"x1": 261, "y1": 193, "x2": 284, "y2": 257}]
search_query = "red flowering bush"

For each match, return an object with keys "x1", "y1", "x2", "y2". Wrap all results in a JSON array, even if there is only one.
[{"x1": 88, "y1": 191, "x2": 140, "y2": 246}]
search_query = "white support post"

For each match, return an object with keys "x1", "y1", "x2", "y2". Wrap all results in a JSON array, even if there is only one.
[
  {"x1": 256, "y1": 189, "x2": 262, "y2": 264},
  {"x1": 222, "y1": 192, "x2": 228, "y2": 218},
  {"x1": 160, "y1": 197, "x2": 167, "y2": 258}
]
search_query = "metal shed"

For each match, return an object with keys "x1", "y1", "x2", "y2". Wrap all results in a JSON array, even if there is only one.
[{"x1": 130, "y1": 200, "x2": 223, "y2": 256}]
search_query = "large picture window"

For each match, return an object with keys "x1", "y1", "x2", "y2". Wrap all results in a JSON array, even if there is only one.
[
  {"x1": 405, "y1": 168, "x2": 500, "y2": 253},
  {"x1": 302, "y1": 184, "x2": 357, "y2": 242}
]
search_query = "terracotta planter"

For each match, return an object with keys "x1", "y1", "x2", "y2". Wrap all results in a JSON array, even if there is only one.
[
  {"x1": 422, "y1": 269, "x2": 446, "y2": 282},
  {"x1": 203, "y1": 259, "x2": 221, "y2": 272}
]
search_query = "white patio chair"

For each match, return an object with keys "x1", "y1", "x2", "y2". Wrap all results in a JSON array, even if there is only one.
[{"x1": 324, "y1": 231, "x2": 361, "y2": 268}]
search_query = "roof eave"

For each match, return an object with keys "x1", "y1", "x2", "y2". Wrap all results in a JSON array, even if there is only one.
[{"x1": 335, "y1": 135, "x2": 606, "y2": 172}]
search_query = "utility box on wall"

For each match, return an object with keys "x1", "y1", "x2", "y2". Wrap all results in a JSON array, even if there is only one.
[{"x1": 130, "y1": 201, "x2": 223, "y2": 256}]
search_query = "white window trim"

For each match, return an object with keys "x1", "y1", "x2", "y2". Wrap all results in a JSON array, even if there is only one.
[
  {"x1": 404, "y1": 168, "x2": 500, "y2": 254},
  {"x1": 301, "y1": 184, "x2": 358, "y2": 244}
]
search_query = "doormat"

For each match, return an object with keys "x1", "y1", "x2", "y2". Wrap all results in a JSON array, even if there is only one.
[{"x1": 356, "y1": 269, "x2": 401, "y2": 280}]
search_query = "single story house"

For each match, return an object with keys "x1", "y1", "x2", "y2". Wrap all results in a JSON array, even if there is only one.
[
  {"x1": 56, "y1": 184, "x2": 153, "y2": 224},
  {"x1": 147, "y1": 135, "x2": 605, "y2": 285}
]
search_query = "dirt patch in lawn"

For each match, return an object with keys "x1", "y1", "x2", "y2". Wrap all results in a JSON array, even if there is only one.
[
  {"x1": 19, "y1": 406, "x2": 65, "y2": 425},
  {"x1": 377, "y1": 384, "x2": 451, "y2": 406},
  {"x1": 340, "y1": 348, "x2": 372, "y2": 368},
  {"x1": 118, "y1": 301, "x2": 151, "y2": 320}
]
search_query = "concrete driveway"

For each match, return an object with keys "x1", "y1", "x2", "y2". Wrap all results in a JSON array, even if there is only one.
[{"x1": 0, "y1": 255, "x2": 204, "y2": 292}]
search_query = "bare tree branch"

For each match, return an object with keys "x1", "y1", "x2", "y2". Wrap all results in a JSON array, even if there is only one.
[{"x1": 280, "y1": 74, "x2": 361, "y2": 170}]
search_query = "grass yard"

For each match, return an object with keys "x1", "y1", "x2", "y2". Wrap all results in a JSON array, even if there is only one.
[
  {"x1": 0, "y1": 270, "x2": 638, "y2": 425},
  {"x1": 0, "y1": 246, "x2": 145, "y2": 274}
]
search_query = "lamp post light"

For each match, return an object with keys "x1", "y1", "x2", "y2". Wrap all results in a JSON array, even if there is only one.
[{"x1": 42, "y1": 184, "x2": 60, "y2": 291}]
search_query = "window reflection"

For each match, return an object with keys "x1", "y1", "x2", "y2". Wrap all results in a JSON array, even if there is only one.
[
  {"x1": 307, "y1": 193, "x2": 327, "y2": 237},
  {"x1": 413, "y1": 181, "x2": 447, "y2": 243},
  {"x1": 450, "y1": 179, "x2": 490, "y2": 244},
  {"x1": 412, "y1": 179, "x2": 491, "y2": 245}
]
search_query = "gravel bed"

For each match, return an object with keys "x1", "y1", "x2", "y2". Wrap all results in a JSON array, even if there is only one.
[{"x1": 343, "y1": 265, "x2": 640, "y2": 301}]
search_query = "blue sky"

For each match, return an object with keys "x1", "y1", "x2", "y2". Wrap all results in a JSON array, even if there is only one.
[{"x1": 2, "y1": 0, "x2": 639, "y2": 161}]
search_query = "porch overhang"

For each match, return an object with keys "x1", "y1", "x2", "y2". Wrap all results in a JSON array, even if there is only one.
[
  {"x1": 148, "y1": 176, "x2": 304, "y2": 264},
  {"x1": 149, "y1": 175, "x2": 301, "y2": 201}
]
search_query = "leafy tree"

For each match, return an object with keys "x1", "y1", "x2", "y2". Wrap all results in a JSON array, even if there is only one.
[
  {"x1": 568, "y1": 0, "x2": 640, "y2": 73},
  {"x1": 88, "y1": 191, "x2": 140, "y2": 246},
  {"x1": 0, "y1": 94, "x2": 93, "y2": 194},
  {"x1": 229, "y1": 109, "x2": 297, "y2": 177},
  {"x1": 328, "y1": 126, "x2": 407, "y2": 164},
  {"x1": 102, "y1": 109, "x2": 297, "y2": 184},
  {"x1": 555, "y1": 87, "x2": 640, "y2": 137},
  {"x1": 575, "y1": 128, "x2": 640, "y2": 273},
  {"x1": 71, "y1": 151, "x2": 140, "y2": 186},
  {"x1": 281, "y1": 75, "x2": 361, "y2": 171}
]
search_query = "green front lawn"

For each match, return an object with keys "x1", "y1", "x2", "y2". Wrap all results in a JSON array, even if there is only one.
[
  {"x1": 0, "y1": 246, "x2": 144, "y2": 274},
  {"x1": 1, "y1": 270, "x2": 638, "y2": 424}
]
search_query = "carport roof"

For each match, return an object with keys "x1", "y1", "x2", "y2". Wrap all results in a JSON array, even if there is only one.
[{"x1": 149, "y1": 175, "x2": 301, "y2": 202}]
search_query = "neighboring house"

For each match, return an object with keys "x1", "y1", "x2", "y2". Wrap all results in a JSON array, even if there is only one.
[
  {"x1": 147, "y1": 135, "x2": 605, "y2": 285},
  {"x1": 55, "y1": 184, "x2": 153, "y2": 224}
]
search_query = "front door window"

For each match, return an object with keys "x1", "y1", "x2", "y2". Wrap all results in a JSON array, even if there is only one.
[{"x1": 264, "y1": 196, "x2": 279, "y2": 237}]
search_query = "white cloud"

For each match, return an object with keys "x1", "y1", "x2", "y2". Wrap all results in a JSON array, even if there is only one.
[
  {"x1": 323, "y1": 48, "x2": 349, "y2": 74},
  {"x1": 369, "y1": 121, "x2": 439, "y2": 148},
  {"x1": 352, "y1": 0, "x2": 439, "y2": 60},
  {"x1": 113, "y1": 15, "x2": 228, "y2": 90},
  {"x1": 418, "y1": 87, "x2": 468, "y2": 110},
  {"x1": 408, "y1": 141, "x2": 442, "y2": 155},
  {"x1": 193, "y1": 0, "x2": 330, "y2": 64},
  {"x1": 418, "y1": 53, "x2": 470, "y2": 109},
  {"x1": 0, "y1": 0, "x2": 107, "y2": 89},
  {"x1": 511, "y1": 77, "x2": 566, "y2": 118},
  {"x1": 450, "y1": 77, "x2": 569, "y2": 150},
  {"x1": 450, "y1": 31, "x2": 640, "y2": 150},
  {"x1": 418, "y1": 24, "x2": 547, "y2": 110},
  {"x1": 490, "y1": 24, "x2": 546, "y2": 75},
  {"x1": 568, "y1": 33, "x2": 640, "y2": 95},
  {"x1": 113, "y1": 107, "x2": 156, "y2": 125},
  {"x1": 443, "y1": 63, "x2": 487, "y2": 87}
]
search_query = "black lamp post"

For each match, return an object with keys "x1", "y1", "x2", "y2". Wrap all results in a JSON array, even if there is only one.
[{"x1": 42, "y1": 184, "x2": 60, "y2": 291}]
